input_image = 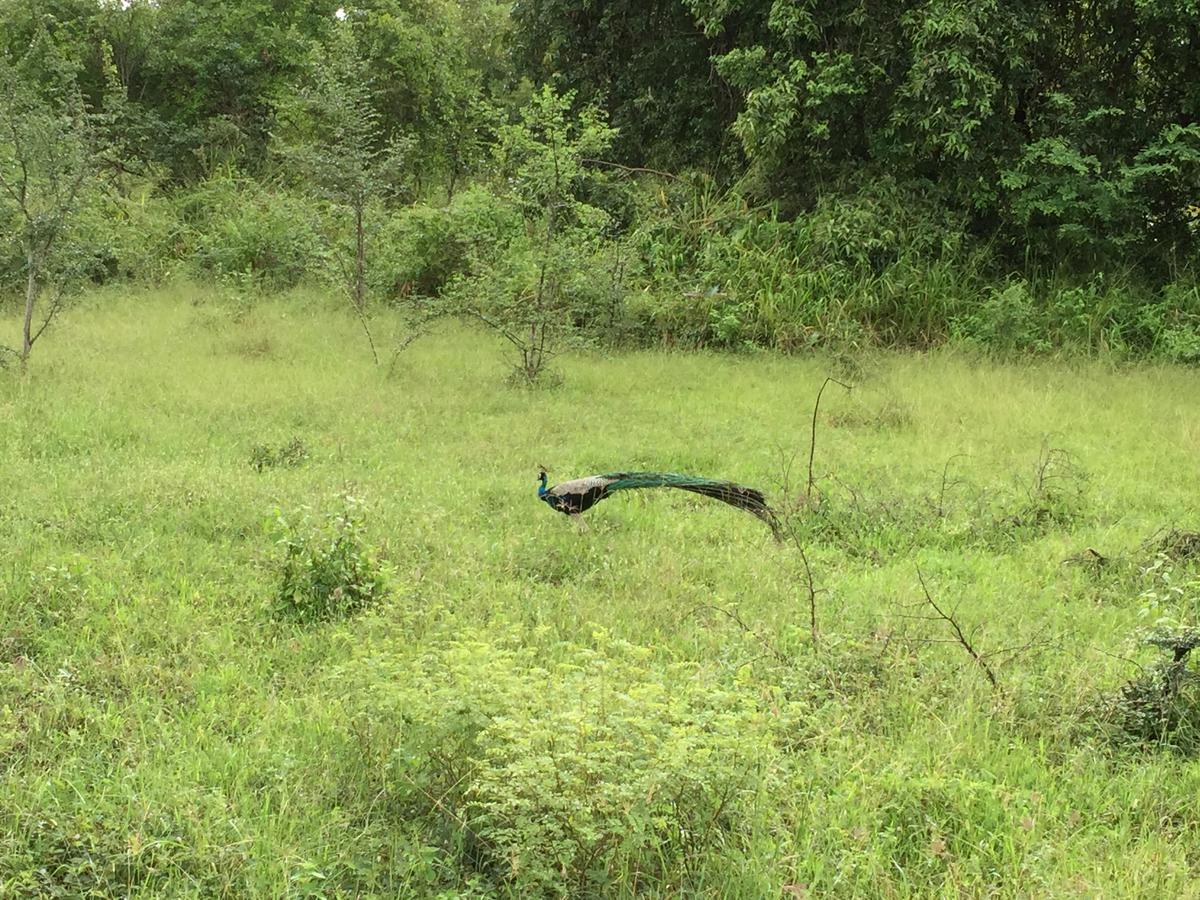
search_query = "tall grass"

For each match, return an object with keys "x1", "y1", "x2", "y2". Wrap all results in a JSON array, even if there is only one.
[
  {"x1": 1, "y1": 285, "x2": 1199, "y2": 896},
  {"x1": 625, "y1": 176, "x2": 1200, "y2": 359}
]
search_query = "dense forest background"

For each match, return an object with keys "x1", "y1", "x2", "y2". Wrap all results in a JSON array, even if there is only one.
[{"x1": 2, "y1": 0, "x2": 1199, "y2": 364}]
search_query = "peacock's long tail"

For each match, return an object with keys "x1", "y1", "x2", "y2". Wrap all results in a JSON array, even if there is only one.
[{"x1": 603, "y1": 472, "x2": 782, "y2": 537}]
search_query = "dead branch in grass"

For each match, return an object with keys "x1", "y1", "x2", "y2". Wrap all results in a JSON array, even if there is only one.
[
  {"x1": 914, "y1": 567, "x2": 999, "y2": 689},
  {"x1": 807, "y1": 377, "x2": 852, "y2": 501},
  {"x1": 688, "y1": 603, "x2": 789, "y2": 664}
]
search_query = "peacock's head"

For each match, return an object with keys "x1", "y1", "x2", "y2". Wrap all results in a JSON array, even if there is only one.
[{"x1": 537, "y1": 467, "x2": 548, "y2": 495}]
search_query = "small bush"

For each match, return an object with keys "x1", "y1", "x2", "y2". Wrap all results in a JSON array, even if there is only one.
[
  {"x1": 71, "y1": 181, "x2": 182, "y2": 285},
  {"x1": 1158, "y1": 324, "x2": 1200, "y2": 364},
  {"x1": 1000, "y1": 445, "x2": 1089, "y2": 532},
  {"x1": 250, "y1": 437, "x2": 308, "y2": 472},
  {"x1": 628, "y1": 176, "x2": 981, "y2": 351},
  {"x1": 372, "y1": 187, "x2": 523, "y2": 301},
  {"x1": 273, "y1": 495, "x2": 388, "y2": 623},
  {"x1": 953, "y1": 281, "x2": 1048, "y2": 354},
  {"x1": 1109, "y1": 625, "x2": 1200, "y2": 755},
  {"x1": 799, "y1": 175, "x2": 969, "y2": 274},
  {"x1": 1154, "y1": 529, "x2": 1200, "y2": 561},
  {"x1": 179, "y1": 176, "x2": 324, "y2": 289},
  {"x1": 339, "y1": 630, "x2": 785, "y2": 895}
]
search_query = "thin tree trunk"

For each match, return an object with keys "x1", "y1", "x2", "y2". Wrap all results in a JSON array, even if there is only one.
[
  {"x1": 21, "y1": 245, "x2": 36, "y2": 365},
  {"x1": 349, "y1": 199, "x2": 378, "y2": 366},
  {"x1": 354, "y1": 202, "x2": 366, "y2": 311}
]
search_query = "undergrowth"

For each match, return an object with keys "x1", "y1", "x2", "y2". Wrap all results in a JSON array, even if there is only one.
[
  {"x1": 272, "y1": 494, "x2": 390, "y2": 623},
  {"x1": 2, "y1": 290, "x2": 1200, "y2": 896}
]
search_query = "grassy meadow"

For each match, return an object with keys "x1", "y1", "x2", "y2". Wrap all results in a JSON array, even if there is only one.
[{"x1": 2, "y1": 284, "x2": 1200, "y2": 897}]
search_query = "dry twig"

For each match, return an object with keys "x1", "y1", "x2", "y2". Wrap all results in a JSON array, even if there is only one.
[
  {"x1": 807, "y1": 377, "x2": 851, "y2": 500},
  {"x1": 915, "y1": 567, "x2": 999, "y2": 689}
]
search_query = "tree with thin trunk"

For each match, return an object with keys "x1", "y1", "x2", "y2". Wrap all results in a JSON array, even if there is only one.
[
  {"x1": 455, "y1": 85, "x2": 617, "y2": 385},
  {"x1": 280, "y1": 23, "x2": 411, "y2": 366},
  {"x1": 0, "y1": 35, "x2": 98, "y2": 369}
]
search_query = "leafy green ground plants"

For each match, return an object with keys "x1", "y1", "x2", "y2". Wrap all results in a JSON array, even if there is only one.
[{"x1": 3, "y1": 286, "x2": 1200, "y2": 896}]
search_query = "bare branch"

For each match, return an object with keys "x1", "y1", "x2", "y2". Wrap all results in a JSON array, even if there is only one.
[
  {"x1": 687, "y1": 603, "x2": 789, "y2": 665},
  {"x1": 341, "y1": 283, "x2": 379, "y2": 366},
  {"x1": 774, "y1": 443, "x2": 801, "y2": 497},
  {"x1": 463, "y1": 308, "x2": 526, "y2": 351},
  {"x1": 807, "y1": 377, "x2": 852, "y2": 500},
  {"x1": 579, "y1": 157, "x2": 685, "y2": 183},
  {"x1": 0, "y1": 106, "x2": 31, "y2": 213},
  {"x1": 936, "y1": 453, "x2": 969, "y2": 518},
  {"x1": 798, "y1": 542, "x2": 819, "y2": 649},
  {"x1": 987, "y1": 629, "x2": 1059, "y2": 664},
  {"x1": 915, "y1": 567, "x2": 998, "y2": 689},
  {"x1": 27, "y1": 280, "x2": 66, "y2": 348}
]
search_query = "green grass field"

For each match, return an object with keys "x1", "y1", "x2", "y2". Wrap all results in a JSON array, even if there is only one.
[{"x1": 2, "y1": 285, "x2": 1200, "y2": 897}]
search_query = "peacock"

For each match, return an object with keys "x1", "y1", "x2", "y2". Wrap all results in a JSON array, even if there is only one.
[{"x1": 537, "y1": 468, "x2": 780, "y2": 537}]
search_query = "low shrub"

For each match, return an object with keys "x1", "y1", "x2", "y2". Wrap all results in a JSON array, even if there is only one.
[
  {"x1": 272, "y1": 495, "x2": 388, "y2": 623},
  {"x1": 371, "y1": 186, "x2": 523, "y2": 301},
  {"x1": 1110, "y1": 625, "x2": 1200, "y2": 755},
  {"x1": 250, "y1": 437, "x2": 308, "y2": 472},
  {"x1": 338, "y1": 630, "x2": 787, "y2": 895},
  {"x1": 178, "y1": 176, "x2": 324, "y2": 289}
]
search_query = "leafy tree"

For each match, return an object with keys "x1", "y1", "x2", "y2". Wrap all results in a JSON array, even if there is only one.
[
  {"x1": 523, "y1": 0, "x2": 1199, "y2": 274},
  {"x1": 343, "y1": 0, "x2": 509, "y2": 192},
  {"x1": 512, "y1": 0, "x2": 735, "y2": 171},
  {"x1": 686, "y1": 0, "x2": 1200, "y2": 271},
  {"x1": 0, "y1": 33, "x2": 99, "y2": 368},
  {"x1": 280, "y1": 22, "x2": 411, "y2": 364},
  {"x1": 130, "y1": 0, "x2": 335, "y2": 180},
  {"x1": 454, "y1": 85, "x2": 619, "y2": 384}
]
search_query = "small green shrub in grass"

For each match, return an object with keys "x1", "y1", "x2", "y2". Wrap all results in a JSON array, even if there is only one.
[
  {"x1": 952, "y1": 281, "x2": 1048, "y2": 354},
  {"x1": 1158, "y1": 325, "x2": 1200, "y2": 365},
  {"x1": 273, "y1": 495, "x2": 388, "y2": 623},
  {"x1": 1096, "y1": 558, "x2": 1200, "y2": 754},
  {"x1": 371, "y1": 186, "x2": 523, "y2": 301},
  {"x1": 339, "y1": 630, "x2": 786, "y2": 896},
  {"x1": 249, "y1": 436, "x2": 308, "y2": 472},
  {"x1": 179, "y1": 176, "x2": 324, "y2": 290},
  {"x1": 1111, "y1": 626, "x2": 1200, "y2": 755}
]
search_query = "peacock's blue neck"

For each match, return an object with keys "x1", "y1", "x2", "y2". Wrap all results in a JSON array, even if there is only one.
[{"x1": 538, "y1": 473, "x2": 548, "y2": 497}]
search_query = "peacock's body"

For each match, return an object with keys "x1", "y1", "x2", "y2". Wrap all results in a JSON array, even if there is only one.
[{"x1": 538, "y1": 469, "x2": 780, "y2": 536}]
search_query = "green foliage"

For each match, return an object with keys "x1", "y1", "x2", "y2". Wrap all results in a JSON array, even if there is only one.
[
  {"x1": 1105, "y1": 561, "x2": 1200, "y2": 754},
  {"x1": 954, "y1": 282, "x2": 1048, "y2": 355},
  {"x1": 250, "y1": 436, "x2": 308, "y2": 472},
  {"x1": 342, "y1": 629, "x2": 782, "y2": 895},
  {"x1": 99, "y1": 0, "x2": 333, "y2": 181},
  {"x1": 450, "y1": 86, "x2": 624, "y2": 383},
  {"x1": 672, "y1": 0, "x2": 1200, "y2": 274},
  {"x1": 620, "y1": 171, "x2": 1200, "y2": 358},
  {"x1": 512, "y1": 0, "x2": 732, "y2": 170},
  {"x1": 280, "y1": 23, "x2": 411, "y2": 210},
  {"x1": 4, "y1": 0, "x2": 1198, "y2": 359},
  {"x1": 347, "y1": 0, "x2": 510, "y2": 187},
  {"x1": 273, "y1": 494, "x2": 389, "y2": 623},
  {"x1": 0, "y1": 0, "x2": 511, "y2": 186},
  {"x1": 72, "y1": 192, "x2": 179, "y2": 286},
  {"x1": 275, "y1": 18, "x2": 418, "y2": 353},
  {"x1": 179, "y1": 175, "x2": 324, "y2": 289},
  {"x1": 0, "y1": 25, "x2": 103, "y2": 361},
  {"x1": 371, "y1": 186, "x2": 523, "y2": 301},
  {"x1": 626, "y1": 175, "x2": 981, "y2": 350}
]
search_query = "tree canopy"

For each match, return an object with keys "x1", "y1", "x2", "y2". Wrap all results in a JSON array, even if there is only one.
[{"x1": 1, "y1": 0, "x2": 1198, "y2": 362}]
